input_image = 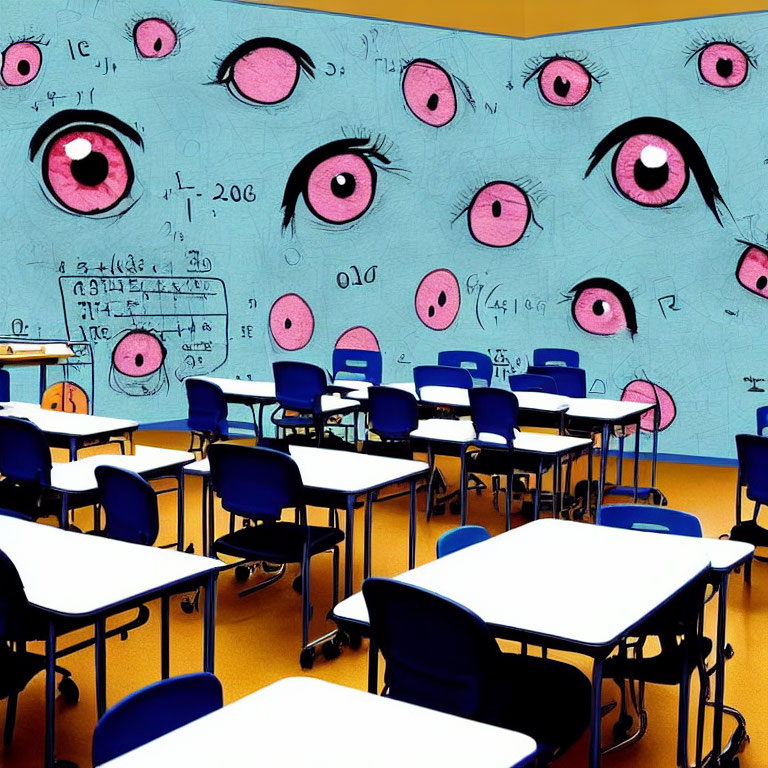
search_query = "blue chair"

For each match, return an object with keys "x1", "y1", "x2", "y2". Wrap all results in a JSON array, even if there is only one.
[
  {"x1": 332, "y1": 348, "x2": 382, "y2": 385},
  {"x1": 437, "y1": 351, "x2": 493, "y2": 387},
  {"x1": 0, "y1": 369, "x2": 9, "y2": 402},
  {"x1": 185, "y1": 379, "x2": 229, "y2": 458},
  {"x1": 532, "y1": 348, "x2": 580, "y2": 368},
  {"x1": 757, "y1": 406, "x2": 768, "y2": 436},
  {"x1": 527, "y1": 365, "x2": 586, "y2": 398},
  {"x1": 362, "y1": 577, "x2": 591, "y2": 762},
  {"x1": 207, "y1": 444, "x2": 344, "y2": 667},
  {"x1": 95, "y1": 466, "x2": 159, "y2": 546},
  {"x1": 436, "y1": 525, "x2": 490, "y2": 558},
  {"x1": 92, "y1": 672, "x2": 223, "y2": 766},
  {"x1": 508, "y1": 373, "x2": 559, "y2": 394},
  {"x1": 413, "y1": 365, "x2": 474, "y2": 398},
  {"x1": 597, "y1": 504, "x2": 710, "y2": 765},
  {"x1": 0, "y1": 548, "x2": 81, "y2": 747},
  {"x1": 364, "y1": 386, "x2": 418, "y2": 460}
]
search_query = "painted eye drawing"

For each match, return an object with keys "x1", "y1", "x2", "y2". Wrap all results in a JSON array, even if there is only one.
[
  {"x1": 523, "y1": 55, "x2": 601, "y2": 106},
  {"x1": 735, "y1": 242, "x2": 768, "y2": 300},
  {"x1": 1, "y1": 40, "x2": 43, "y2": 86},
  {"x1": 415, "y1": 269, "x2": 461, "y2": 330},
  {"x1": 215, "y1": 37, "x2": 314, "y2": 105},
  {"x1": 585, "y1": 116, "x2": 725, "y2": 223},
  {"x1": 402, "y1": 59, "x2": 457, "y2": 126},
  {"x1": 685, "y1": 38, "x2": 754, "y2": 88},
  {"x1": 455, "y1": 181, "x2": 533, "y2": 248},
  {"x1": 570, "y1": 277, "x2": 637, "y2": 336},
  {"x1": 109, "y1": 330, "x2": 169, "y2": 397},
  {"x1": 29, "y1": 110, "x2": 143, "y2": 217},
  {"x1": 269, "y1": 293, "x2": 315, "y2": 350},
  {"x1": 132, "y1": 18, "x2": 179, "y2": 59}
]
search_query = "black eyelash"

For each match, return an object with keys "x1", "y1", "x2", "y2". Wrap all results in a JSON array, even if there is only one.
[
  {"x1": 451, "y1": 176, "x2": 544, "y2": 225},
  {"x1": 281, "y1": 138, "x2": 391, "y2": 232},
  {"x1": 683, "y1": 32, "x2": 757, "y2": 67},
  {"x1": 521, "y1": 51, "x2": 608, "y2": 86},
  {"x1": 3, "y1": 34, "x2": 47, "y2": 48},
  {"x1": 29, "y1": 109, "x2": 143, "y2": 161},
  {"x1": 584, "y1": 116, "x2": 727, "y2": 225},
  {"x1": 570, "y1": 277, "x2": 638, "y2": 337},
  {"x1": 215, "y1": 37, "x2": 315, "y2": 86}
]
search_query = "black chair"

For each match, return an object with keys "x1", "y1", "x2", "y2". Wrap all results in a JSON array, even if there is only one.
[
  {"x1": 185, "y1": 378, "x2": 229, "y2": 458},
  {"x1": 207, "y1": 443, "x2": 344, "y2": 667},
  {"x1": 363, "y1": 578, "x2": 591, "y2": 763},
  {"x1": 92, "y1": 672, "x2": 223, "y2": 765}
]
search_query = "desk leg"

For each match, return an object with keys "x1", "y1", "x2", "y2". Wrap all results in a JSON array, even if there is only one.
[
  {"x1": 176, "y1": 470, "x2": 185, "y2": 552},
  {"x1": 45, "y1": 620, "x2": 56, "y2": 768},
  {"x1": 712, "y1": 572, "x2": 729, "y2": 759},
  {"x1": 651, "y1": 416, "x2": 659, "y2": 489},
  {"x1": 367, "y1": 637, "x2": 379, "y2": 694},
  {"x1": 95, "y1": 617, "x2": 107, "y2": 717},
  {"x1": 534, "y1": 458, "x2": 543, "y2": 520},
  {"x1": 597, "y1": 423, "x2": 609, "y2": 512},
  {"x1": 203, "y1": 572, "x2": 218, "y2": 673},
  {"x1": 201, "y1": 477, "x2": 208, "y2": 558},
  {"x1": 69, "y1": 438, "x2": 77, "y2": 462},
  {"x1": 425, "y1": 443, "x2": 435, "y2": 520},
  {"x1": 554, "y1": 456, "x2": 562, "y2": 519},
  {"x1": 616, "y1": 435, "x2": 624, "y2": 485},
  {"x1": 344, "y1": 495, "x2": 355, "y2": 597},
  {"x1": 589, "y1": 657, "x2": 605, "y2": 768},
  {"x1": 40, "y1": 364, "x2": 48, "y2": 404},
  {"x1": 60, "y1": 493, "x2": 69, "y2": 530},
  {"x1": 208, "y1": 480, "x2": 215, "y2": 557},
  {"x1": 363, "y1": 492, "x2": 373, "y2": 581},
  {"x1": 161, "y1": 594, "x2": 170, "y2": 679},
  {"x1": 633, "y1": 417, "x2": 641, "y2": 502},
  {"x1": 408, "y1": 477, "x2": 417, "y2": 569},
  {"x1": 459, "y1": 444, "x2": 468, "y2": 526}
]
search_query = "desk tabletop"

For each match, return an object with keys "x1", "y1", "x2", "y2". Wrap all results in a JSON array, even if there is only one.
[
  {"x1": 99, "y1": 676, "x2": 537, "y2": 768},
  {"x1": 334, "y1": 518, "x2": 712, "y2": 649},
  {"x1": 185, "y1": 445, "x2": 429, "y2": 494},
  {"x1": 191, "y1": 377, "x2": 276, "y2": 400},
  {"x1": 0, "y1": 516, "x2": 218, "y2": 617},
  {"x1": 0, "y1": 402, "x2": 138, "y2": 437},
  {"x1": 50, "y1": 446, "x2": 194, "y2": 493}
]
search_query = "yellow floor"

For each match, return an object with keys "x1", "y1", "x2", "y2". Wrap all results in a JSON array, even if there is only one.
[{"x1": 1, "y1": 431, "x2": 764, "y2": 767}]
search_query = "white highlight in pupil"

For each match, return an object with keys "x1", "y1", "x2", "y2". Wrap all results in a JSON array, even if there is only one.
[
  {"x1": 640, "y1": 145, "x2": 667, "y2": 169},
  {"x1": 334, "y1": 174, "x2": 347, "y2": 186},
  {"x1": 65, "y1": 138, "x2": 92, "y2": 161}
]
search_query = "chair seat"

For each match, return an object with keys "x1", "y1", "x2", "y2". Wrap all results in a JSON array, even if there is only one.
[
  {"x1": 0, "y1": 480, "x2": 62, "y2": 521},
  {"x1": 468, "y1": 448, "x2": 555, "y2": 476},
  {"x1": 213, "y1": 522, "x2": 344, "y2": 563}
]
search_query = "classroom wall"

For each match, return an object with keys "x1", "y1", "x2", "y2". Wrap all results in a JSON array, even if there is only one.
[{"x1": 1, "y1": 0, "x2": 767, "y2": 459}]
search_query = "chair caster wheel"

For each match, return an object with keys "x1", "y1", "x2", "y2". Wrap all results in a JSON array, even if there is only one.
[
  {"x1": 180, "y1": 597, "x2": 195, "y2": 614},
  {"x1": 521, "y1": 501, "x2": 535, "y2": 521},
  {"x1": 184, "y1": 543, "x2": 195, "y2": 554},
  {"x1": 613, "y1": 714, "x2": 633, "y2": 741},
  {"x1": 449, "y1": 499, "x2": 461, "y2": 516},
  {"x1": 300, "y1": 647, "x2": 316, "y2": 669},
  {"x1": 322, "y1": 640, "x2": 342, "y2": 660},
  {"x1": 432, "y1": 503, "x2": 446, "y2": 516},
  {"x1": 724, "y1": 643, "x2": 735, "y2": 660},
  {"x1": 235, "y1": 565, "x2": 252, "y2": 582},
  {"x1": 292, "y1": 575, "x2": 303, "y2": 593},
  {"x1": 344, "y1": 631, "x2": 362, "y2": 650},
  {"x1": 58, "y1": 676, "x2": 79, "y2": 704}
]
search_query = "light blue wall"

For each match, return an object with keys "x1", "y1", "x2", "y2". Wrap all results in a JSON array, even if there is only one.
[{"x1": 1, "y1": 0, "x2": 767, "y2": 458}]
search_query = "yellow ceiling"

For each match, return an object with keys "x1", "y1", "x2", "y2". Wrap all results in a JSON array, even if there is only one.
[{"x1": 243, "y1": 0, "x2": 768, "y2": 36}]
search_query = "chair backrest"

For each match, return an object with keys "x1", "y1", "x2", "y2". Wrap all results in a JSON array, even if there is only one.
[
  {"x1": 597, "y1": 504, "x2": 703, "y2": 537},
  {"x1": 508, "y1": 373, "x2": 559, "y2": 394},
  {"x1": 92, "y1": 672, "x2": 223, "y2": 766},
  {"x1": 436, "y1": 525, "x2": 491, "y2": 558},
  {"x1": 368, "y1": 386, "x2": 418, "y2": 440},
  {"x1": 757, "y1": 406, "x2": 768, "y2": 436},
  {"x1": 437, "y1": 351, "x2": 493, "y2": 387},
  {"x1": 273, "y1": 361, "x2": 327, "y2": 411},
  {"x1": 0, "y1": 416, "x2": 52, "y2": 487},
  {"x1": 527, "y1": 365, "x2": 586, "y2": 398},
  {"x1": 0, "y1": 548, "x2": 29, "y2": 643},
  {"x1": 532, "y1": 348, "x2": 580, "y2": 367},
  {"x1": 0, "y1": 369, "x2": 9, "y2": 402},
  {"x1": 362, "y1": 578, "x2": 504, "y2": 723},
  {"x1": 95, "y1": 466, "x2": 160, "y2": 546},
  {"x1": 468, "y1": 388, "x2": 519, "y2": 447},
  {"x1": 736, "y1": 433, "x2": 768, "y2": 504},
  {"x1": 413, "y1": 365, "x2": 474, "y2": 397},
  {"x1": 207, "y1": 443, "x2": 304, "y2": 521},
  {"x1": 332, "y1": 349, "x2": 383, "y2": 385},
  {"x1": 185, "y1": 379, "x2": 228, "y2": 438}
]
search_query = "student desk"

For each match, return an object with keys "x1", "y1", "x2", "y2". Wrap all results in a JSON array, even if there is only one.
[
  {"x1": 98, "y1": 676, "x2": 537, "y2": 768},
  {"x1": 50, "y1": 445, "x2": 194, "y2": 547},
  {"x1": 332, "y1": 519, "x2": 748, "y2": 768},
  {"x1": 184, "y1": 445, "x2": 429, "y2": 596},
  {"x1": 0, "y1": 401, "x2": 138, "y2": 460},
  {"x1": 0, "y1": 342, "x2": 73, "y2": 401},
  {"x1": 410, "y1": 418, "x2": 591, "y2": 524},
  {"x1": 0, "y1": 515, "x2": 219, "y2": 768}
]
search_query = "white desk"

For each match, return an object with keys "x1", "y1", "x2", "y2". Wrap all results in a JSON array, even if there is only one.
[
  {"x1": 0, "y1": 401, "x2": 138, "y2": 460},
  {"x1": 50, "y1": 445, "x2": 194, "y2": 548},
  {"x1": 0, "y1": 342, "x2": 73, "y2": 401},
  {"x1": 411, "y1": 418, "x2": 591, "y2": 526},
  {"x1": 0, "y1": 515, "x2": 219, "y2": 768},
  {"x1": 184, "y1": 445, "x2": 429, "y2": 597},
  {"x1": 99, "y1": 676, "x2": 537, "y2": 768},
  {"x1": 333, "y1": 519, "x2": 752, "y2": 768}
]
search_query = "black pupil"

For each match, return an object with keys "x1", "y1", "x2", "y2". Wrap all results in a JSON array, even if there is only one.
[
  {"x1": 17, "y1": 59, "x2": 30, "y2": 76},
  {"x1": 331, "y1": 172, "x2": 356, "y2": 199},
  {"x1": 757, "y1": 276, "x2": 767, "y2": 290},
  {"x1": 491, "y1": 200, "x2": 502, "y2": 218},
  {"x1": 71, "y1": 151, "x2": 109, "y2": 187},
  {"x1": 284, "y1": 318, "x2": 292, "y2": 329},
  {"x1": 634, "y1": 157, "x2": 669, "y2": 191},
  {"x1": 553, "y1": 75, "x2": 571, "y2": 97},
  {"x1": 135, "y1": 353, "x2": 144, "y2": 368},
  {"x1": 437, "y1": 291, "x2": 447, "y2": 307},
  {"x1": 592, "y1": 300, "x2": 606, "y2": 316},
  {"x1": 715, "y1": 57, "x2": 733, "y2": 78},
  {"x1": 427, "y1": 93, "x2": 439, "y2": 111},
  {"x1": 154, "y1": 37, "x2": 163, "y2": 52}
]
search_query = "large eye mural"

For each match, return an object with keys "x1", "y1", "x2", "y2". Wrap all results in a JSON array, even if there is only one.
[
  {"x1": 585, "y1": 116, "x2": 725, "y2": 223},
  {"x1": 269, "y1": 293, "x2": 315, "y2": 350},
  {"x1": 109, "y1": 330, "x2": 168, "y2": 396},
  {"x1": 570, "y1": 278, "x2": 637, "y2": 337},
  {"x1": 282, "y1": 137, "x2": 399, "y2": 231},
  {"x1": 29, "y1": 110, "x2": 143, "y2": 217},
  {"x1": 455, "y1": 181, "x2": 533, "y2": 247},
  {"x1": 415, "y1": 269, "x2": 460, "y2": 330},
  {"x1": 215, "y1": 38, "x2": 314, "y2": 105},
  {"x1": 335, "y1": 326, "x2": 380, "y2": 351},
  {"x1": 1, "y1": 40, "x2": 43, "y2": 86},
  {"x1": 523, "y1": 55, "x2": 601, "y2": 106},
  {"x1": 132, "y1": 18, "x2": 179, "y2": 59},
  {"x1": 736, "y1": 242, "x2": 768, "y2": 300},
  {"x1": 402, "y1": 59, "x2": 457, "y2": 126},
  {"x1": 685, "y1": 38, "x2": 754, "y2": 88}
]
